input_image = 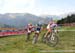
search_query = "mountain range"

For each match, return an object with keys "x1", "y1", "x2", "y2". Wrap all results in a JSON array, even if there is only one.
[{"x1": 0, "y1": 13, "x2": 61, "y2": 28}]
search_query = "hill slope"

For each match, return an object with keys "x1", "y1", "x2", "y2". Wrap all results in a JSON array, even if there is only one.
[{"x1": 0, "y1": 28, "x2": 75, "y2": 53}]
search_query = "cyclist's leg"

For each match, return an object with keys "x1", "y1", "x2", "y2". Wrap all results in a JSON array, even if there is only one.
[
  {"x1": 27, "y1": 32, "x2": 30, "y2": 40},
  {"x1": 26, "y1": 30, "x2": 31, "y2": 41},
  {"x1": 44, "y1": 29, "x2": 51, "y2": 38},
  {"x1": 32, "y1": 31, "x2": 39, "y2": 44},
  {"x1": 44, "y1": 31, "x2": 49, "y2": 38},
  {"x1": 35, "y1": 30, "x2": 40, "y2": 38}
]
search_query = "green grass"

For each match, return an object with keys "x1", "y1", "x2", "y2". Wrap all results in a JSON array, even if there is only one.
[
  {"x1": 58, "y1": 26, "x2": 75, "y2": 30},
  {"x1": 0, "y1": 27, "x2": 75, "y2": 53}
]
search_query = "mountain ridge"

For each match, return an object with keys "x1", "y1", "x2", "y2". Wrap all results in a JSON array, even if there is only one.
[{"x1": 0, "y1": 13, "x2": 61, "y2": 28}]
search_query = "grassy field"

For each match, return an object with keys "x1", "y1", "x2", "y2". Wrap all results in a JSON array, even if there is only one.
[
  {"x1": 0, "y1": 27, "x2": 75, "y2": 53},
  {"x1": 58, "y1": 26, "x2": 75, "y2": 30}
]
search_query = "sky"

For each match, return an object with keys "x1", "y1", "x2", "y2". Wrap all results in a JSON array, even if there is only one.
[{"x1": 0, "y1": 0, "x2": 75, "y2": 16}]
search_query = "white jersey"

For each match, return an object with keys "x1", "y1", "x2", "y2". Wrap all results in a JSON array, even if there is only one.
[{"x1": 47, "y1": 23, "x2": 57, "y2": 29}]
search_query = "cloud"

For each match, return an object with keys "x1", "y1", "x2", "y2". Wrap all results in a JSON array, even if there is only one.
[
  {"x1": 0, "y1": 0, "x2": 5, "y2": 9},
  {"x1": 0, "y1": 0, "x2": 75, "y2": 16},
  {"x1": 0, "y1": 0, "x2": 35, "y2": 13}
]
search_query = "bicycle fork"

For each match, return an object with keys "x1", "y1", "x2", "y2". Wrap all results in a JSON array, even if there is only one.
[{"x1": 51, "y1": 33, "x2": 55, "y2": 40}]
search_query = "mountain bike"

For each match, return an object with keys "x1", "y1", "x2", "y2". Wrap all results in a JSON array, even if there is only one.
[
  {"x1": 32, "y1": 31, "x2": 40, "y2": 44},
  {"x1": 42, "y1": 29, "x2": 59, "y2": 47}
]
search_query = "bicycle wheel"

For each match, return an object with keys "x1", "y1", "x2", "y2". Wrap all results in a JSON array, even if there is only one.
[
  {"x1": 48, "y1": 34, "x2": 59, "y2": 47},
  {"x1": 32, "y1": 35, "x2": 38, "y2": 44}
]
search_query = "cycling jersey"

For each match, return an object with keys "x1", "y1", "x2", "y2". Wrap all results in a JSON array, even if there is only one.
[
  {"x1": 27, "y1": 24, "x2": 34, "y2": 33},
  {"x1": 28, "y1": 26, "x2": 32, "y2": 30},
  {"x1": 35, "y1": 24, "x2": 42, "y2": 31},
  {"x1": 47, "y1": 23, "x2": 57, "y2": 30}
]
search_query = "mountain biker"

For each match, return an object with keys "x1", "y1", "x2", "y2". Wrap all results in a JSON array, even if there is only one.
[
  {"x1": 26, "y1": 23, "x2": 34, "y2": 41},
  {"x1": 44, "y1": 20, "x2": 58, "y2": 38},
  {"x1": 35, "y1": 23, "x2": 42, "y2": 34},
  {"x1": 32, "y1": 22, "x2": 42, "y2": 44}
]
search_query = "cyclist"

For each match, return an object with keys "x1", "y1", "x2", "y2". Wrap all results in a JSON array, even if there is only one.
[
  {"x1": 32, "y1": 22, "x2": 42, "y2": 44},
  {"x1": 44, "y1": 20, "x2": 58, "y2": 39},
  {"x1": 26, "y1": 23, "x2": 34, "y2": 41}
]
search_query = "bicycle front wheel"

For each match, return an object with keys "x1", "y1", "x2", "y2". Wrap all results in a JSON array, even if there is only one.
[
  {"x1": 32, "y1": 34, "x2": 38, "y2": 44},
  {"x1": 48, "y1": 34, "x2": 59, "y2": 47}
]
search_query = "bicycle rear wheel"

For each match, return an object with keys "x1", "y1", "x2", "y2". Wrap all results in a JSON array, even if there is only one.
[{"x1": 41, "y1": 33, "x2": 49, "y2": 44}]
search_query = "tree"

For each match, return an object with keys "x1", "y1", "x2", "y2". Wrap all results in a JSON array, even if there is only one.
[{"x1": 57, "y1": 14, "x2": 75, "y2": 24}]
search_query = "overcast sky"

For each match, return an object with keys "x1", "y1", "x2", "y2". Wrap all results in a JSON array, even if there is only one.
[{"x1": 0, "y1": 0, "x2": 75, "y2": 16}]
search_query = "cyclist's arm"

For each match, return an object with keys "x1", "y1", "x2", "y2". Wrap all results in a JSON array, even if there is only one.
[{"x1": 55, "y1": 24, "x2": 58, "y2": 33}]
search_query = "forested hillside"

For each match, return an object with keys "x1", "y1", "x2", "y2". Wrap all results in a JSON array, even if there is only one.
[{"x1": 57, "y1": 14, "x2": 75, "y2": 24}]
